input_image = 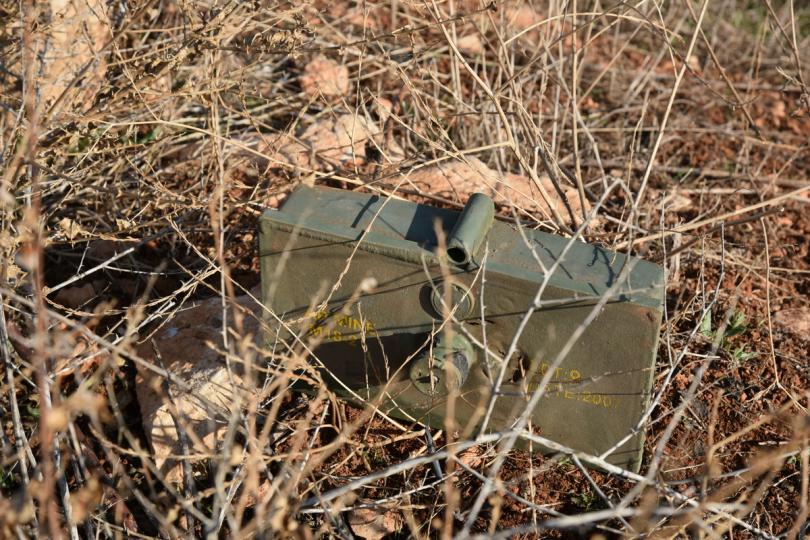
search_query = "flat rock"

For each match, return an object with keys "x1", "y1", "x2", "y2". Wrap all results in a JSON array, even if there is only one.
[
  {"x1": 136, "y1": 293, "x2": 261, "y2": 484},
  {"x1": 773, "y1": 308, "x2": 810, "y2": 338}
]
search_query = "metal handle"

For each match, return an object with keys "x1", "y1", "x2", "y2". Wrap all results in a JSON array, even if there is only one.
[{"x1": 446, "y1": 193, "x2": 495, "y2": 266}]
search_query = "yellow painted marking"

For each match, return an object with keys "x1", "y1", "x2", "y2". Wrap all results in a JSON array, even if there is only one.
[
  {"x1": 525, "y1": 362, "x2": 618, "y2": 409},
  {"x1": 305, "y1": 310, "x2": 377, "y2": 343}
]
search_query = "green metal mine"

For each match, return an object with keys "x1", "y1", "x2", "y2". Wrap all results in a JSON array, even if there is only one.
[{"x1": 259, "y1": 186, "x2": 664, "y2": 472}]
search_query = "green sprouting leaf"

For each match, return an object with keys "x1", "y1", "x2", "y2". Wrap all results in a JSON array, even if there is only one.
[
  {"x1": 725, "y1": 310, "x2": 748, "y2": 338},
  {"x1": 700, "y1": 311, "x2": 712, "y2": 338},
  {"x1": 25, "y1": 403, "x2": 40, "y2": 419},
  {"x1": 573, "y1": 490, "x2": 599, "y2": 510},
  {"x1": 0, "y1": 467, "x2": 17, "y2": 490},
  {"x1": 731, "y1": 347, "x2": 756, "y2": 363}
]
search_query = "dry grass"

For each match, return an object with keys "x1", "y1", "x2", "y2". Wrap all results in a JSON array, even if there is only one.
[{"x1": 0, "y1": 0, "x2": 809, "y2": 538}]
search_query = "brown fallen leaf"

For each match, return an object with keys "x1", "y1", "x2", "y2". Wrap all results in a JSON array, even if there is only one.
[
  {"x1": 300, "y1": 55, "x2": 350, "y2": 99},
  {"x1": 52, "y1": 320, "x2": 112, "y2": 376},
  {"x1": 505, "y1": 4, "x2": 545, "y2": 42},
  {"x1": 503, "y1": 172, "x2": 593, "y2": 224},
  {"x1": 457, "y1": 445, "x2": 485, "y2": 469},
  {"x1": 250, "y1": 113, "x2": 401, "y2": 171},
  {"x1": 298, "y1": 114, "x2": 377, "y2": 166},
  {"x1": 240, "y1": 479, "x2": 273, "y2": 508},
  {"x1": 7, "y1": 315, "x2": 111, "y2": 377},
  {"x1": 457, "y1": 34, "x2": 484, "y2": 55},
  {"x1": 373, "y1": 97, "x2": 394, "y2": 124},
  {"x1": 347, "y1": 506, "x2": 403, "y2": 540},
  {"x1": 42, "y1": 0, "x2": 110, "y2": 110},
  {"x1": 58, "y1": 217, "x2": 88, "y2": 241},
  {"x1": 52, "y1": 280, "x2": 102, "y2": 309},
  {"x1": 403, "y1": 157, "x2": 593, "y2": 224},
  {"x1": 659, "y1": 189, "x2": 693, "y2": 213}
]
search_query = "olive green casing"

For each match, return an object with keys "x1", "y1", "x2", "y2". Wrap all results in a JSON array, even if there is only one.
[{"x1": 259, "y1": 186, "x2": 664, "y2": 471}]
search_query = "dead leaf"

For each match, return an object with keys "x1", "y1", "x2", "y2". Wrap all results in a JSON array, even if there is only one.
[
  {"x1": 344, "y1": 6, "x2": 383, "y2": 31},
  {"x1": 58, "y1": 217, "x2": 88, "y2": 241},
  {"x1": 70, "y1": 478, "x2": 103, "y2": 523},
  {"x1": 374, "y1": 97, "x2": 394, "y2": 124},
  {"x1": 347, "y1": 507, "x2": 402, "y2": 540},
  {"x1": 52, "y1": 280, "x2": 100, "y2": 309},
  {"x1": 687, "y1": 54, "x2": 701, "y2": 72},
  {"x1": 241, "y1": 479, "x2": 273, "y2": 508},
  {"x1": 457, "y1": 34, "x2": 484, "y2": 55},
  {"x1": 503, "y1": 172, "x2": 593, "y2": 224},
  {"x1": 299, "y1": 114, "x2": 377, "y2": 165},
  {"x1": 661, "y1": 190, "x2": 693, "y2": 213},
  {"x1": 457, "y1": 445, "x2": 484, "y2": 468},
  {"x1": 505, "y1": 4, "x2": 544, "y2": 40},
  {"x1": 115, "y1": 218, "x2": 136, "y2": 231},
  {"x1": 403, "y1": 157, "x2": 594, "y2": 224},
  {"x1": 46, "y1": 320, "x2": 111, "y2": 376},
  {"x1": 253, "y1": 114, "x2": 398, "y2": 171},
  {"x1": 300, "y1": 55, "x2": 350, "y2": 99},
  {"x1": 772, "y1": 99, "x2": 787, "y2": 120},
  {"x1": 42, "y1": 0, "x2": 110, "y2": 110}
]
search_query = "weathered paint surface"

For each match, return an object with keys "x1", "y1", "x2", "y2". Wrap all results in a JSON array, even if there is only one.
[{"x1": 259, "y1": 186, "x2": 664, "y2": 472}]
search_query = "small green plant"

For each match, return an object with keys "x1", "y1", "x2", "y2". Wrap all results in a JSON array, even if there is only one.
[
  {"x1": 572, "y1": 490, "x2": 599, "y2": 511},
  {"x1": 700, "y1": 309, "x2": 747, "y2": 341},
  {"x1": 700, "y1": 310, "x2": 713, "y2": 337},
  {"x1": 0, "y1": 467, "x2": 18, "y2": 492},
  {"x1": 726, "y1": 310, "x2": 748, "y2": 338},
  {"x1": 700, "y1": 310, "x2": 755, "y2": 361},
  {"x1": 122, "y1": 127, "x2": 161, "y2": 146},
  {"x1": 730, "y1": 346, "x2": 757, "y2": 363},
  {"x1": 555, "y1": 456, "x2": 573, "y2": 468},
  {"x1": 25, "y1": 402, "x2": 40, "y2": 419}
]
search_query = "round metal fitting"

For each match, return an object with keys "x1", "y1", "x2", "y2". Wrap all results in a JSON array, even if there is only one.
[
  {"x1": 430, "y1": 282, "x2": 474, "y2": 319},
  {"x1": 410, "y1": 352, "x2": 469, "y2": 396},
  {"x1": 409, "y1": 333, "x2": 475, "y2": 396}
]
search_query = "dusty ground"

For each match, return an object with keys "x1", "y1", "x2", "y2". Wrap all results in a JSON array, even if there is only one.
[{"x1": 0, "y1": 0, "x2": 809, "y2": 538}]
